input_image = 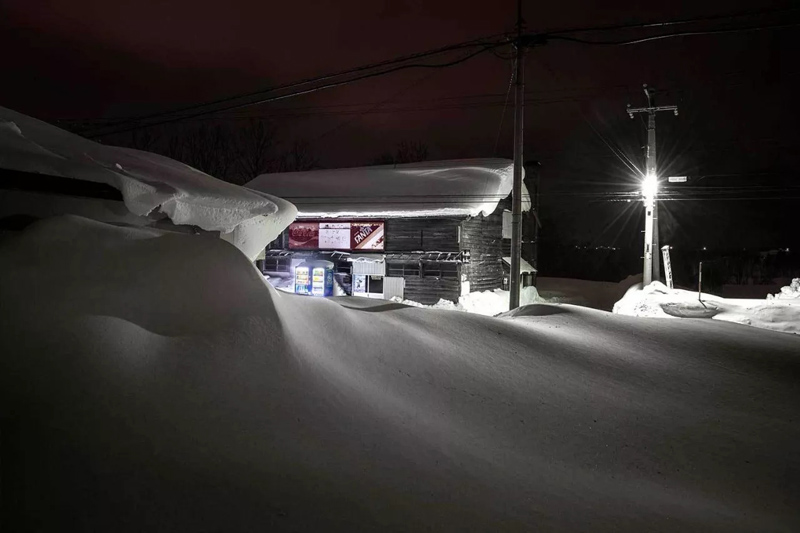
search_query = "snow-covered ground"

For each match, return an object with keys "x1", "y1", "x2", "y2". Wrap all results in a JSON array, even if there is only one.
[
  {"x1": 389, "y1": 276, "x2": 641, "y2": 316},
  {"x1": 614, "y1": 281, "x2": 800, "y2": 335},
  {"x1": 391, "y1": 286, "x2": 542, "y2": 316},
  {"x1": 2, "y1": 215, "x2": 799, "y2": 531}
]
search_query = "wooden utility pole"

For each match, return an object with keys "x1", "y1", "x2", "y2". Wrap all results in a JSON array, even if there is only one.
[{"x1": 509, "y1": 0, "x2": 525, "y2": 309}]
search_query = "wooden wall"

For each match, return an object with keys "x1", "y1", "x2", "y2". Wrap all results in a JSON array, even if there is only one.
[
  {"x1": 460, "y1": 212, "x2": 504, "y2": 293},
  {"x1": 401, "y1": 275, "x2": 461, "y2": 305},
  {"x1": 385, "y1": 218, "x2": 461, "y2": 252}
]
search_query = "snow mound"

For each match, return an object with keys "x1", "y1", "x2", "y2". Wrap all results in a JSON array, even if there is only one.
[
  {"x1": 2, "y1": 216, "x2": 800, "y2": 531},
  {"x1": 246, "y1": 158, "x2": 529, "y2": 218},
  {"x1": 0, "y1": 107, "x2": 296, "y2": 258},
  {"x1": 614, "y1": 281, "x2": 800, "y2": 335},
  {"x1": 391, "y1": 286, "x2": 541, "y2": 316},
  {"x1": 536, "y1": 275, "x2": 643, "y2": 311},
  {"x1": 768, "y1": 278, "x2": 800, "y2": 300}
]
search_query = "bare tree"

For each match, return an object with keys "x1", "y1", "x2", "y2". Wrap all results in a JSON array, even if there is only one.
[
  {"x1": 372, "y1": 140, "x2": 429, "y2": 165},
  {"x1": 395, "y1": 140, "x2": 428, "y2": 163},
  {"x1": 234, "y1": 119, "x2": 278, "y2": 183},
  {"x1": 128, "y1": 128, "x2": 160, "y2": 152},
  {"x1": 277, "y1": 140, "x2": 319, "y2": 172},
  {"x1": 182, "y1": 123, "x2": 237, "y2": 179}
]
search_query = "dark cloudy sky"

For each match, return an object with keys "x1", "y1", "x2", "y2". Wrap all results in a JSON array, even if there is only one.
[{"x1": 2, "y1": 0, "x2": 798, "y2": 254}]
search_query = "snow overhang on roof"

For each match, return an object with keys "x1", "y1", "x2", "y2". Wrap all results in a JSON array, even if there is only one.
[
  {"x1": 0, "y1": 106, "x2": 297, "y2": 260},
  {"x1": 246, "y1": 159, "x2": 531, "y2": 219}
]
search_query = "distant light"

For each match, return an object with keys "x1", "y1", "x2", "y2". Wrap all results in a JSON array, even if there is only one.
[
  {"x1": 703, "y1": 247, "x2": 707, "y2": 250},
  {"x1": 642, "y1": 172, "x2": 658, "y2": 198}
]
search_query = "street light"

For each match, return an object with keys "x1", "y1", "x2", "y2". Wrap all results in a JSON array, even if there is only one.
[{"x1": 642, "y1": 171, "x2": 658, "y2": 198}]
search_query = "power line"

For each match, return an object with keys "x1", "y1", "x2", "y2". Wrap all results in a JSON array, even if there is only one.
[
  {"x1": 540, "y1": 5, "x2": 800, "y2": 35},
  {"x1": 85, "y1": 34, "x2": 510, "y2": 137},
  {"x1": 88, "y1": 44, "x2": 504, "y2": 139},
  {"x1": 79, "y1": 6, "x2": 800, "y2": 138},
  {"x1": 546, "y1": 21, "x2": 800, "y2": 46},
  {"x1": 493, "y1": 58, "x2": 515, "y2": 156}
]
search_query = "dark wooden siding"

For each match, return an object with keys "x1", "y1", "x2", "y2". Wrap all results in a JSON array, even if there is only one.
[
  {"x1": 401, "y1": 275, "x2": 461, "y2": 305},
  {"x1": 385, "y1": 218, "x2": 461, "y2": 252},
  {"x1": 460, "y1": 212, "x2": 503, "y2": 293}
]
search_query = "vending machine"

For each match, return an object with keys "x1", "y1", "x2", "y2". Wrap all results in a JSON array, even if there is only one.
[
  {"x1": 294, "y1": 265, "x2": 311, "y2": 295},
  {"x1": 295, "y1": 260, "x2": 334, "y2": 297}
]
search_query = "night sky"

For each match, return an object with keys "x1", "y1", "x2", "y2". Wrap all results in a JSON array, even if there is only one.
[{"x1": 2, "y1": 0, "x2": 798, "y2": 259}]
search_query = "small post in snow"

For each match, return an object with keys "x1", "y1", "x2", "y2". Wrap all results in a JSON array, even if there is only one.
[
  {"x1": 661, "y1": 245, "x2": 673, "y2": 289},
  {"x1": 698, "y1": 261, "x2": 703, "y2": 302}
]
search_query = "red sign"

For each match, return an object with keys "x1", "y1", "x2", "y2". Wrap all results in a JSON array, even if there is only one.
[
  {"x1": 288, "y1": 221, "x2": 384, "y2": 251},
  {"x1": 351, "y1": 222, "x2": 384, "y2": 250},
  {"x1": 288, "y1": 222, "x2": 319, "y2": 249}
]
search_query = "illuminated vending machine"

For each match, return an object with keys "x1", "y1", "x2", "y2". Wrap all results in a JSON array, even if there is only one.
[
  {"x1": 296, "y1": 260, "x2": 334, "y2": 297},
  {"x1": 310, "y1": 260, "x2": 334, "y2": 296},
  {"x1": 294, "y1": 265, "x2": 311, "y2": 295},
  {"x1": 311, "y1": 266, "x2": 326, "y2": 296}
]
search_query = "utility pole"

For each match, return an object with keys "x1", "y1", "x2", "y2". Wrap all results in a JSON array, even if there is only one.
[
  {"x1": 627, "y1": 84, "x2": 677, "y2": 286},
  {"x1": 509, "y1": 0, "x2": 525, "y2": 309}
]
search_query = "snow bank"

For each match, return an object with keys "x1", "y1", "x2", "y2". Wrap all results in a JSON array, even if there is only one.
[
  {"x1": 391, "y1": 286, "x2": 541, "y2": 316},
  {"x1": 0, "y1": 107, "x2": 296, "y2": 258},
  {"x1": 769, "y1": 278, "x2": 800, "y2": 300},
  {"x1": 2, "y1": 216, "x2": 800, "y2": 531},
  {"x1": 536, "y1": 275, "x2": 642, "y2": 311},
  {"x1": 614, "y1": 281, "x2": 800, "y2": 335},
  {"x1": 246, "y1": 158, "x2": 530, "y2": 218}
]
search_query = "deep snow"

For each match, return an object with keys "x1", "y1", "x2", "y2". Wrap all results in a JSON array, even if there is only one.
[
  {"x1": 0, "y1": 106, "x2": 296, "y2": 259},
  {"x1": 2, "y1": 216, "x2": 799, "y2": 532},
  {"x1": 614, "y1": 281, "x2": 800, "y2": 335}
]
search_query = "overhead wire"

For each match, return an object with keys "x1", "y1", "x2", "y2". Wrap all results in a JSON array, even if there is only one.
[
  {"x1": 88, "y1": 43, "x2": 505, "y2": 138},
  {"x1": 79, "y1": 5, "x2": 800, "y2": 140},
  {"x1": 85, "y1": 33, "x2": 511, "y2": 137},
  {"x1": 546, "y1": 21, "x2": 800, "y2": 46},
  {"x1": 492, "y1": 57, "x2": 516, "y2": 156}
]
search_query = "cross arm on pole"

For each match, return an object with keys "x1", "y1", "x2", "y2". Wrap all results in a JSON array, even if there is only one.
[{"x1": 627, "y1": 105, "x2": 679, "y2": 118}]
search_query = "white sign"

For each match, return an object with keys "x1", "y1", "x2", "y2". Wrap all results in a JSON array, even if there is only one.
[
  {"x1": 668, "y1": 176, "x2": 687, "y2": 183},
  {"x1": 318, "y1": 222, "x2": 350, "y2": 250}
]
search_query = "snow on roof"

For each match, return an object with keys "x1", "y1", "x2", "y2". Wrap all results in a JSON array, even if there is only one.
[
  {"x1": 246, "y1": 158, "x2": 531, "y2": 218},
  {"x1": 502, "y1": 256, "x2": 537, "y2": 274},
  {"x1": 0, "y1": 106, "x2": 296, "y2": 258}
]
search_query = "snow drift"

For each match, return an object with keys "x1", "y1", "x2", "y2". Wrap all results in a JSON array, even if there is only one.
[
  {"x1": 246, "y1": 158, "x2": 530, "y2": 218},
  {"x1": 0, "y1": 106, "x2": 296, "y2": 259},
  {"x1": 614, "y1": 281, "x2": 800, "y2": 335},
  {"x1": 392, "y1": 286, "x2": 543, "y2": 316},
  {"x1": 2, "y1": 216, "x2": 799, "y2": 532}
]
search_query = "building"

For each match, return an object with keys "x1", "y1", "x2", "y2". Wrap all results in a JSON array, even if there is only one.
[{"x1": 246, "y1": 159, "x2": 538, "y2": 304}]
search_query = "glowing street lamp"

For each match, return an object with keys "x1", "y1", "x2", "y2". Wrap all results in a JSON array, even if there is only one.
[
  {"x1": 641, "y1": 172, "x2": 658, "y2": 285},
  {"x1": 642, "y1": 171, "x2": 658, "y2": 199}
]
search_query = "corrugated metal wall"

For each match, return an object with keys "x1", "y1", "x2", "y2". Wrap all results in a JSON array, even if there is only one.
[
  {"x1": 383, "y1": 277, "x2": 405, "y2": 300},
  {"x1": 351, "y1": 261, "x2": 386, "y2": 276}
]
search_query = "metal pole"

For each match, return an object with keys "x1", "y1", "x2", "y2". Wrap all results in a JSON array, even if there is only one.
[
  {"x1": 509, "y1": 2, "x2": 525, "y2": 309},
  {"x1": 698, "y1": 261, "x2": 703, "y2": 302}
]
